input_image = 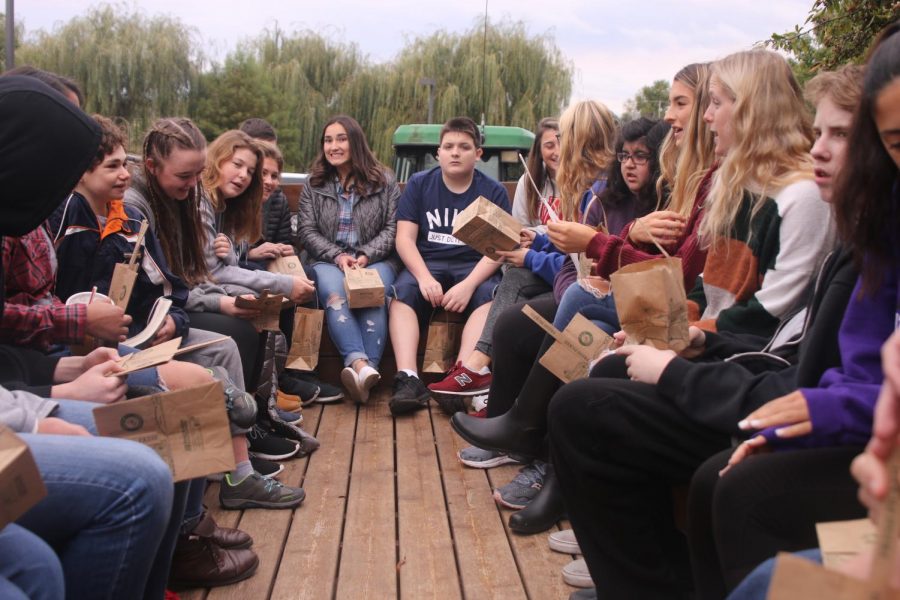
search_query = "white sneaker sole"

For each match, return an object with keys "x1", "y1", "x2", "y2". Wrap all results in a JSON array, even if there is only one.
[
  {"x1": 458, "y1": 452, "x2": 519, "y2": 469},
  {"x1": 341, "y1": 367, "x2": 363, "y2": 404},
  {"x1": 562, "y1": 558, "x2": 594, "y2": 588},
  {"x1": 548, "y1": 529, "x2": 582, "y2": 554}
]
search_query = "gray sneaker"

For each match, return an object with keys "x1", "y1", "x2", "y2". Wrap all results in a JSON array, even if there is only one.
[
  {"x1": 219, "y1": 472, "x2": 305, "y2": 510},
  {"x1": 493, "y1": 460, "x2": 547, "y2": 509},
  {"x1": 457, "y1": 446, "x2": 526, "y2": 469}
]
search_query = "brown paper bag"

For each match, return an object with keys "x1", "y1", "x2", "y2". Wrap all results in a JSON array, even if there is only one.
[
  {"x1": 108, "y1": 263, "x2": 139, "y2": 310},
  {"x1": 816, "y1": 519, "x2": 877, "y2": 569},
  {"x1": 286, "y1": 306, "x2": 324, "y2": 371},
  {"x1": 422, "y1": 313, "x2": 463, "y2": 373},
  {"x1": 610, "y1": 256, "x2": 689, "y2": 352},
  {"x1": 93, "y1": 381, "x2": 235, "y2": 481},
  {"x1": 234, "y1": 289, "x2": 290, "y2": 331},
  {"x1": 344, "y1": 266, "x2": 385, "y2": 309},
  {"x1": 522, "y1": 304, "x2": 613, "y2": 383},
  {"x1": 267, "y1": 255, "x2": 306, "y2": 277},
  {"x1": 767, "y1": 452, "x2": 900, "y2": 600},
  {"x1": 451, "y1": 196, "x2": 521, "y2": 260},
  {"x1": 0, "y1": 425, "x2": 46, "y2": 528}
]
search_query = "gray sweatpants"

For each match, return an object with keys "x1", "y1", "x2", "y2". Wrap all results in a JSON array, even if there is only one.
[{"x1": 474, "y1": 266, "x2": 553, "y2": 357}]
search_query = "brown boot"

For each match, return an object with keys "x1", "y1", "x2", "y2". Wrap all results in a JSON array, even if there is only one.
[
  {"x1": 192, "y1": 510, "x2": 253, "y2": 550},
  {"x1": 168, "y1": 536, "x2": 259, "y2": 589}
]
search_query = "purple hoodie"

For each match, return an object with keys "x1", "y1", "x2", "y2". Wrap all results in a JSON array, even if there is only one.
[{"x1": 762, "y1": 259, "x2": 899, "y2": 449}]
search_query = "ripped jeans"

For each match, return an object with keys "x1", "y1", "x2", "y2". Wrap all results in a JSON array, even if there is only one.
[{"x1": 311, "y1": 261, "x2": 396, "y2": 369}]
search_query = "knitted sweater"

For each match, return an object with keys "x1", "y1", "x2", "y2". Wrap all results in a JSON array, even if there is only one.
[
  {"x1": 688, "y1": 179, "x2": 835, "y2": 338},
  {"x1": 186, "y1": 195, "x2": 295, "y2": 312}
]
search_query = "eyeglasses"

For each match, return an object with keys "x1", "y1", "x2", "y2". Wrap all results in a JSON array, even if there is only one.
[{"x1": 617, "y1": 151, "x2": 651, "y2": 165}]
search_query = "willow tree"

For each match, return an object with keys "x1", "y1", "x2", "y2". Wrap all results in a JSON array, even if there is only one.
[{"x1": 17, "y1": 4, "x2": 200, "y2": 139}]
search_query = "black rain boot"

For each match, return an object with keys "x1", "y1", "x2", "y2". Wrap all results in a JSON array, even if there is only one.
[
  {"x1": 450, "y1": 395, "x2": 547, "y2": 457},
  {"x1": 508, "y1": 465, "x2": 565, "y2": 534}
]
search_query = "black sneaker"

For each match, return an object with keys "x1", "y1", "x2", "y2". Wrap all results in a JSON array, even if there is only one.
[
  {"x1": 249, "y1": 456, "x2": 284, "y2": 479},
  {"x1": 278, "y1": 373, "x2": 320, "y2": 405},
  {"x1": 262, "y1": 417, "x2": 320, "y2": 457},
  {"x1": 246, "y1": 424, "x2": 299, "y2": 461},
  {"x1": 389, "y1": 372, "x2": 431, "y2": 416},
  {"x1": 285, "y1": 370, "x2": 344, "y2": 404}
]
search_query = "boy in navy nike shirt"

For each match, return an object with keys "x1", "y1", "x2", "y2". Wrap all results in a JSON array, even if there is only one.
[{"x1": 388, "y1": 116, "x2": 509, "y2": 415}]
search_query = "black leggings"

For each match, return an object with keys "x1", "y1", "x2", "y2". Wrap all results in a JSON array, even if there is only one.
[
  {"x1": 687, "y1": 446, "x2": 865, "y2": 599},
  {"x1": 186, "y1": 312, "x2": 262, "y2": 390},
  {"x1": 486, "y1": 296, "x2": 558, "y2": 418}
]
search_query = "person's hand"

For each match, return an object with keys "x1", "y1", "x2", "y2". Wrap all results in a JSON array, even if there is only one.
[
  {"x1": 680, "y1": 326, "x2": 706, "y2": 360},
  {"x1": 219, "y1": 295, "x2": 261, "y2": 319},
  {"x1": 356, "y1": 254, "x2": 369, "y2": 268},
  {"x1": 611, "y1": 331, "x2": 627, "y2": 349},
  {"x1": 616, "y1": 345, "x2": 677, "y2": 385},
  {"x1": 213, "y1": 233, "x2": 233, "y2": 259},
  {"x1": 441, "y1": 281, "x2": 474, "y2": 313},
  {"x1": 335, "y1": 254, "x2": 357, "y2": 271},
  {"x1": 248, "y1": 242, "x2": 281, "y2": 261},
  {"x1": 547, "y1": 221, "x2": 598, "y2": 253},
  {"x1": 37, "y1": 417, "x2": 91, "y2": 436},
  {"x1": 289, "y1": 276, "x2": 316, "y2": 304},
  {"x1": 496, "y1": 248, "x2": 528, "y2": 268},
  {"x1": 870, "y1": 331, "x2": 900, "y2": 460},
  {"x1": 52, "y1": 361, "x2": 127, "y2": 404},
  {"x1": 82, "y1": 347, "x2": 121, "y2": 372},
  {"x1": 85, "y1": 303, "x2": 132, "y2": 342},
  {"x1": 737, "y1": 391, "x2": 812, "y2": 439},
  {"x1": 150, "y1": 315, "x2": 177, "y2": 346},
  {"x1": 719, "y1": 435, "x2": 770, "y2": 476},
  {"x1": 720, "y1": 391, "x2": 813, "y2": 475},
  {"x1": 520, "y1": 228, "x2": 536, "y2": 248},
  {"x1": 277, "y1": 244, "x2": 296, "y2": 256},
  {"x1": 630, "y1": 211, "x2": 686, "y2": 245},
  {"x1": 418, "y1": 276, "x2": 444, "y2": 308},
  {"x1": 852, "y1": 450, "x2": 891, "y2": 523}
]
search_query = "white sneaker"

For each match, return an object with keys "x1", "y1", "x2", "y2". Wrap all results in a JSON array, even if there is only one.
[
  {"x1": 342, "y1": 365, "x2": 381, "y2": 405},
  {"x1": 358, "y1": 365, "x2": 381, "y2": 404},
  {"x1": 562, "y1": 558, "x2": 593, "y2": 588},
  {"x1": 549, "y1": 528, "x2": 582, "y2": 554}
]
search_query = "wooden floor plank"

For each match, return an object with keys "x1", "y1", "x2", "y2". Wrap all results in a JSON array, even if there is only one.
[
  {"x1": 432, "y1": 413, "x2": 528, "y2": 600},
  {"x1": 395, "y1": 406, "x2": 461, "y2": 600},
  {"x1": 488, "y1": 465, "x2": 575, "y2": 599},
  {"x1": 334, "y1": 393, "x2": 397, "y2": 600},
  {"x1": 207, "y1": 404, "x2": 325, "y2": 600},
  {"x1": 270, "y1": 400, "x2": 358, "y2": 600}
]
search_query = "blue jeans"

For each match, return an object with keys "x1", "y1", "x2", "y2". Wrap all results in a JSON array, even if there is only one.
[
  {"x1": 553, "y1": 281, "x2": 620, "y2": 335},
  {"x1": 312, "y1": 261, "x2": 395, "y2": 368},
  {"x1": 45, "y1": 398, "x2": 188, "y2": 600},
  {"x1": 18, "y1": 432, "x2": 174, "y2": 600},
  {"x1": 727, "y1": 549, "x2": 822, "y2": 600},
  {"x1": 0, "y1": 524, "x2": 64, "y2": 600}
]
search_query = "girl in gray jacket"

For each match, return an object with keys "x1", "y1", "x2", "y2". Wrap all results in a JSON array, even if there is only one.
[{"x1": 298, "y1": 115, "x2": 400, "y2": 404}]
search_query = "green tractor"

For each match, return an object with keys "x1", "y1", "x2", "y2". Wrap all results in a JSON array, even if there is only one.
[{"x1": 391, "y1": 124, "x2": 534, "y2": 184}]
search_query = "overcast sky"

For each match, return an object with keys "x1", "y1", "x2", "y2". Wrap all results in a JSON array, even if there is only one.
[{"x1": 17, "y1": 0, "x2": 814, "y2": 114}]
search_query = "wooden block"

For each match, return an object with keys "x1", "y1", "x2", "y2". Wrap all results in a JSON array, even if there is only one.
[
  {"x1": 395, "y1": 406, "x2": 462, "y2": 599},
  {"x1": 334, "y1": 395, "x2": 397, "y2": 599},
  {"x1": 432, "y1": 413, "x2": 527, "y2": 599}
]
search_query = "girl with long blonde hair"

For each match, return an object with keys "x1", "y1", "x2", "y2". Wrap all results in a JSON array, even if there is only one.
[{"x1": 690, "y1": 49, "x2": 832, "y2": 335}]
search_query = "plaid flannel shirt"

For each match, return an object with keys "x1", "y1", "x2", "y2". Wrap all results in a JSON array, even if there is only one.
[{"x1": 1, "y1": 226, "x2": 86, "y2": 350}]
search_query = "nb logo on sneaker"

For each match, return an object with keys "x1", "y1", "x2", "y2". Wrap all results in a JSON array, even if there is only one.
[{"x1": 454, "y1": 374, "x2": 473, "y2": 387}]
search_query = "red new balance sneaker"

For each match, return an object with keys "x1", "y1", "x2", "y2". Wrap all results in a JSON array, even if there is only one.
[{"x1": 427, "y1": 362, "x2": 491, "y2": 396}]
